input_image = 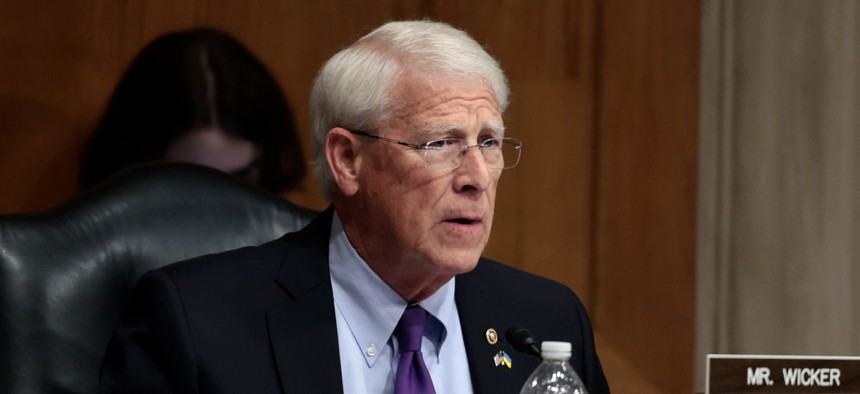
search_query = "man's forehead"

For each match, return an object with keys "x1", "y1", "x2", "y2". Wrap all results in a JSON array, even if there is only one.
[
  {"x1": 381, "y1": 74, "x2": 503, "y2": 134},
  {"x1": 394, "y1": 72, "x2": 500, "y2": 107}
]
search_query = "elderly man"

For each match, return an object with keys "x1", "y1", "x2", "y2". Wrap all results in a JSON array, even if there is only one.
[{"x1": 99, "y1": 20, "x2": 609, "y2": 394}]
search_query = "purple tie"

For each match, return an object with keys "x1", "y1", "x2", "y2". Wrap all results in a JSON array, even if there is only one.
[{"x1": 393, "y1": 305, "x2": 436, "y2": 394}]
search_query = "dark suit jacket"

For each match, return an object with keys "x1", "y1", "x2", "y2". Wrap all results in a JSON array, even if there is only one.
[{"x1": 99, "y1": 208, "x2": 609, "y2": 393}]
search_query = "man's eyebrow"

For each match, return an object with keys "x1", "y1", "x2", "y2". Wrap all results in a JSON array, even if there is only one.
[
  {"x1": 415, "y1": 125, "x2": 463, "y2": 137},
  {"x1": 485, "y1": 121, "x2": 505, "y2": 135},
  {"x1": 415, "y1": 122, "x2": 506, "y2": 137}
]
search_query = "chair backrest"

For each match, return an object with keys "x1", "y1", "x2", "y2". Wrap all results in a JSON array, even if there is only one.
[{"x1": 0, "y1": 162, "x2": 317, "y2": 394}]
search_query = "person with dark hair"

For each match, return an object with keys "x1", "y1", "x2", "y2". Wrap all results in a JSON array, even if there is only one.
[{"x1": 81, "y1": 27, "x2": 305, "y2": 194}]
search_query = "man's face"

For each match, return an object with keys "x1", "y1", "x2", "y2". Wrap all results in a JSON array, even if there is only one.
[{"x1": 350, "y1": 75, "x2": 504, "y2": 286}]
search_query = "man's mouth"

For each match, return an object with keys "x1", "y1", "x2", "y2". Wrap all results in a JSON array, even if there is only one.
[{"x1": 445, "y1": 216, "x2": 482, "y2": 225}]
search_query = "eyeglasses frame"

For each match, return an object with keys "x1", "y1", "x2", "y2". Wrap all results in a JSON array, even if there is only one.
[{"x1": 345, "y1": 128, "x2": 522, "y2": 170}]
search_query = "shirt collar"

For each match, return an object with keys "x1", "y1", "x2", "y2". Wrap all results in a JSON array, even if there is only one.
[
  {"x1": 413, "y1": 274, "x2": 455, "y2": 363},
  {"x1": 328, "y1": 212, "x2": 456, "y2": 366}
]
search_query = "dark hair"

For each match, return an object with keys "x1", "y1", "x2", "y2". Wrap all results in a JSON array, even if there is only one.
[{"x1": 81, "y1": 27, "x2": 305, "y2": 193}]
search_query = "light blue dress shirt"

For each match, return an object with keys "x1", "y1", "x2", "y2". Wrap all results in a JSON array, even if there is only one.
[{"x1": 328, "y1": 213, "x2": 474, "y2": 393}]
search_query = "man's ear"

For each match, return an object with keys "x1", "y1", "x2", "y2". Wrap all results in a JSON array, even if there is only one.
[{"x1": 325, "y1": 127, "x2": 361, "y2": 197}]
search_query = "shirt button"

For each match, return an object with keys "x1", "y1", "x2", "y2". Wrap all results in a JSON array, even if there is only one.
[{"x1": 366, "y1": 344, "x2": 377, "y2": 357}]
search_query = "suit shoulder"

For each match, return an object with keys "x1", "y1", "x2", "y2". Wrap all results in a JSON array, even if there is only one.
[
  {"x1": 154, "y1": 235, "x2": 292, "y2": 289},
  {"x1": 464, "y1": 258, "x2": 586, "y2": 309},
  {"x1": 156, "y1": 208, "x2": 329, "y2": 281}
]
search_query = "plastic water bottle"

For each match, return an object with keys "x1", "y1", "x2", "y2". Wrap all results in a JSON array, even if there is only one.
[{"x1": 519, "y1": 341, "x2": 589, "y2": 394}]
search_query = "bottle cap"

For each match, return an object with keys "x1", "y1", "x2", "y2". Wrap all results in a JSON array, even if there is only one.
[{"x1": 540, "y1": 341, "x2": 572, "y2": 360}]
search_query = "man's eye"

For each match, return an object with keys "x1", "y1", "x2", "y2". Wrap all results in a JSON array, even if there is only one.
[
  {"x1": 423, "y1": 139, "x2": 455, "y2": 150},
  {"x1": 480, "y1": 138, "x2": 500, "y2": 148}
]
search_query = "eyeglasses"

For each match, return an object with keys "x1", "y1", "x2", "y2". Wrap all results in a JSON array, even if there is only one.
[{"x1": 347, "y1": 129, "x2": 522, "y2": 171}]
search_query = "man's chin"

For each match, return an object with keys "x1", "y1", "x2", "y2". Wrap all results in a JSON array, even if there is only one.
[{"x1": 436, "y1": 253, "x2": 481, "y2": 276}]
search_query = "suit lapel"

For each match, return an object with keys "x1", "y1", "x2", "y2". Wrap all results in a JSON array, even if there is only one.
[
  {"x1": 456, "y1": 260, "x2": 540, "y2": 394},
  {"x1": 265, "y1": 208, "x2": 344, "y2": 393}
]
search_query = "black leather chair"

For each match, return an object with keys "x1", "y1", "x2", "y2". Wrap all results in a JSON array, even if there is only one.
[{"x1": 0, "y1": 162, "x2": 317, "y2": 394}]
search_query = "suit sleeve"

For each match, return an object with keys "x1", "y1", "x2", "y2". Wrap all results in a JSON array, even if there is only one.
[
  {"x1": 98, "y1": 269, "x2": 198, "y2": 393},
  {"x1": 570, "y1": 295, "x2": 610, "y2": 394}
]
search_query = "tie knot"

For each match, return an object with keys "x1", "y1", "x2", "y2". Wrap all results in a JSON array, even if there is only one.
[{"x1": 394, "y1": 305, "x2": 428, "y2": 353}]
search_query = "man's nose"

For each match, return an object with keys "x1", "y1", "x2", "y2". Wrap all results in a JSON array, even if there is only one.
[{"x1": 453, "y1": 147, "x2": 491, "y2": 192}]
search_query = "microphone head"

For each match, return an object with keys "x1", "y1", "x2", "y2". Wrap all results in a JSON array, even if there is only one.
[{"x1": 505, "y1": 325, "x2": 541, "y2": 358}]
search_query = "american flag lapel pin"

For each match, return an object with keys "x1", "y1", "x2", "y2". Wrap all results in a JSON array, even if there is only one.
[{"x1": 493, "y1": 350, "x2": 512, "y2": 369}]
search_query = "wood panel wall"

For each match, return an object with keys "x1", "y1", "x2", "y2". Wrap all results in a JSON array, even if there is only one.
[
  {"x1": 594, "y1": 2, "x2": 700, "y2": 392},
  {"x1": 0, "y1": 1, "x2": 699, "y2": 392}
]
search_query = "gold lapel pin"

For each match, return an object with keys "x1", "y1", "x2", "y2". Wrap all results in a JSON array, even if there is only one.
[{"x1": 485, "y1": 328, "x2": 498, "y2": 345}]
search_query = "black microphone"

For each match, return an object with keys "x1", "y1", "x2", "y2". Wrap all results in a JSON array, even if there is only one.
[{"x1": 505, "y1": 325, "x2": 541, "y2": 359}]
